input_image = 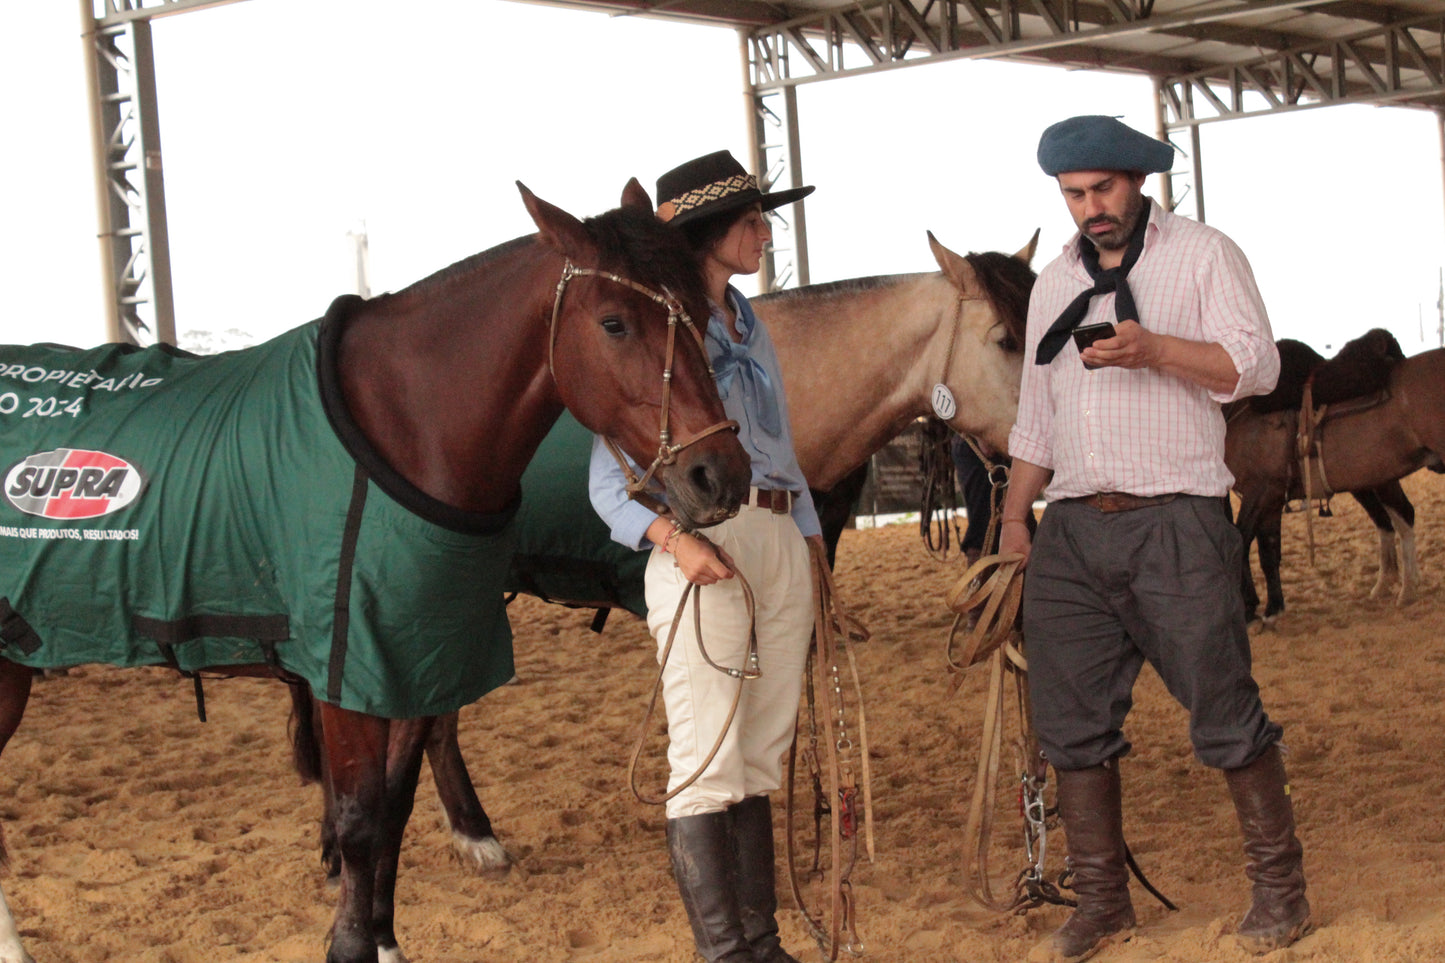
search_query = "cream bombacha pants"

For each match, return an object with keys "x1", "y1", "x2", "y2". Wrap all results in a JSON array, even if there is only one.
[{"x1": 644, "y1": 502, "x2": 815, "y2": 819}]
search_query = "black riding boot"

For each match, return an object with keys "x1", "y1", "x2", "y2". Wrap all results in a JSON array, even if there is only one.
[
  {"x1": 667, "y1": 811, "x2": 755, "y2": 963},
  {"x1": 730, "y1": 795, "x2": 801, "y2": 963},
  {"x1": 1029, "y1": 759, "x2": 1136, "y2": 963},
  {"x1": 1224, "y1": 744, "x2": 1311, "y2": 954}
]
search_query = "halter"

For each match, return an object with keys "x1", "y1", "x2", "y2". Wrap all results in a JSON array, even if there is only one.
[
  {"x1": 549, "y1": 260, "x2": 739, "y2": 513},
  {"x1": 929, "y1": 292, "x2": 988, "y2": 422}
]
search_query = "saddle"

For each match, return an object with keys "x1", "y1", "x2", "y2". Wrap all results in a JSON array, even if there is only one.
[
  {"x1": 1291, "y1": 328, "x2": 1404, "y2": 501},
  {"x1": 1281, "y1": 330, "x2": 1405, "y2": 563}
]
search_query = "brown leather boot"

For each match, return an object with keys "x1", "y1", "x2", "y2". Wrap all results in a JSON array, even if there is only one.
[
  {"x1": 1224, "y1": 744, "x2": 1311, "y2": 954},
  {"x1": 1028, "y1": 760, "x2": 1136, "y2": 963}
]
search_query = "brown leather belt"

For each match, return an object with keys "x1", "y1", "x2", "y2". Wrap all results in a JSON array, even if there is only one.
[
  {"x1": 749, "y1": 487, "x2": 793, "y2": 514},
  {"x1": 1070, "y1": 492, "x2": 1178, "y2": 513}
]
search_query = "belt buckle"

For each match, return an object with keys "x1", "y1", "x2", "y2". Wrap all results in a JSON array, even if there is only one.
[
  {"x1": 1089, "y1": 492, "x2": 1126, "y2": 512},
  {"x1": 771, "y1": 491, "x2": 789, "y2": 515}
]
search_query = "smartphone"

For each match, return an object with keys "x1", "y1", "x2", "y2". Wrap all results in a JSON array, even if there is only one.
[{"x1": 1072, "y1": 322, "x2": 1117, "y2": 369}]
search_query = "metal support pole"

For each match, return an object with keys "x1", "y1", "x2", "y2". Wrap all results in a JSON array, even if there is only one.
[
  {"x1": 81, "y1": 6, "x2": 177, "y2": 346},
  {"x1": 131, "y1": 21, "x2": 177, "y2": 345},
  {"x1": 80, "y1": 0, "x2": 122, "y2": 342},
  {"x1": 1438, "y1": 109, "x2": 1445, "y2": 348},
  {"x1": 782, "y1": 85, "x2": 810, "y2": 286},
  {"x1": 1190, "y1": 119, "x2": 1206, "y2": 224},
  {"x1": 1152, "y1": 77, "x2": 1175, "y2": 212},
  {"x1": 739, "y1": 28, "x2": 775, "y2": 290},
  {"x1": 1438, "y1": 109, "x2": 1445, "y2": 273}
]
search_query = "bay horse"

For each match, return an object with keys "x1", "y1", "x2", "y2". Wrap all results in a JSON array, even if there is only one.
[
  {"x1": 1227, "y1": 335, "x2": 1445, "y2": 625},
  {"x1": 0, "y1": 180, "x2": 750, "y2": 963},
  {"x1": 294, "y1": 229, "x2": 1038, "y2": 877}
]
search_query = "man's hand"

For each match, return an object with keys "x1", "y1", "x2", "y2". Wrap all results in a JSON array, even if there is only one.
[
  {"x1": 999, "y1": 518, "x2": 1033, "y2": 567},
  {"x1": 1079, "y1": 319, "x2": 1241, "y2": 393},
  {"x1": 1079, "y1": 319, "x2": 1155, "y2": 370}
]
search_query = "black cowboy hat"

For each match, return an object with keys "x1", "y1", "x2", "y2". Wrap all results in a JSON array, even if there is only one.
[{"x1": 655, "y1": 150, "x2": 815, "y2": 227}]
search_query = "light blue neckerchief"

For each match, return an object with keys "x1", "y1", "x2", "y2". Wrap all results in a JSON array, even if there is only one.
[{"x1": 709, "y1": 294, "x2": 782, "y2": 438}]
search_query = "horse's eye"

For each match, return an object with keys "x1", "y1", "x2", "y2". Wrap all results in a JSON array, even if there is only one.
[{"x1": 600, "y1": 316, "x2": 626, "y2": 337}]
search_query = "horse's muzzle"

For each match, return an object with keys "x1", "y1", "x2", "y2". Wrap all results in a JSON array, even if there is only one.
[{"x1": 664, "y1": 446, "x2": 749, "y2": 532}]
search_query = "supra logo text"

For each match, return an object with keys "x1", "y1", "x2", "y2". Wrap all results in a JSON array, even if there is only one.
[{"x1": 4, "y1": 449, "x2": 144, "y2": 519}]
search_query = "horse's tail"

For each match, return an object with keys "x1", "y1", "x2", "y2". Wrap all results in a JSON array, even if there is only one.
[{"x1": 287, "y1": 684, "x2": 325, "y2": 786}]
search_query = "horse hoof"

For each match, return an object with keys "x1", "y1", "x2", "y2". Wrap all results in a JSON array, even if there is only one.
[
  {"x1": 378, "y1": 946, "x2": 411, "y2": 963},
  {"x1": 451, "y1": 832, "x2": 512, "y2": 874}
]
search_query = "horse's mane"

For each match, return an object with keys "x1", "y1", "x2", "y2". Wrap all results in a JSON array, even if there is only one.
[
  {"x1": 754, "y1": 252, "x2": 1036, "y2": 350},
  {"x1": 581, "y1": 206, "x2": 708, "y2": 311},
  {"x1": 1249, "y1": 328, "x2": 1403, "y2": 413},
  {"x1": 964, "y1": 251, "x2": 1035, "y2": 349}
]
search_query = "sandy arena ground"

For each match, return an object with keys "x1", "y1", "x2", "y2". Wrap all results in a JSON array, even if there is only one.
[{"x1": 4, "y1": 471, "x2": 1445, "y2": 962}]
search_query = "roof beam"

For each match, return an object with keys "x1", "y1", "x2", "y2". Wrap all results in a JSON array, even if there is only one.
[
  {"x1": 747, "y1": 0, "x2": 1362, "y2": 88},
  {"x1": 1159, "y1": 14, "x2": 1445, "y2": 125},
  {"x1": 93, "y1": 0, "x2": 250, "y2": 27}
]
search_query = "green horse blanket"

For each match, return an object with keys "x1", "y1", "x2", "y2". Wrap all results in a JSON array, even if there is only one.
[{"x1": 0, "y1": 306, "x2": 516, "y2": 719}]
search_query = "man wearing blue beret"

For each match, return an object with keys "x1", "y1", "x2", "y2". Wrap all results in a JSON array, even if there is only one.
[{"x1": 999, "y1": 115, "x2": 1308, "y2": 962}]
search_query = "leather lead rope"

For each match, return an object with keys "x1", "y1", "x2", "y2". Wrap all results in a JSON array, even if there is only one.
[
  {"x1": 952, "y1": 553, "x2": 1176, "y2": 915},
  {"x1": 627, "y1": 536, "x2": 759, "y2": 806},
  {"x1": 786, "y1": 542, "x2": 872, "y2": 961}
]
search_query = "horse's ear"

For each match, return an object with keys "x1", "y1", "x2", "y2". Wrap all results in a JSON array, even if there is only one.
[
  {"x1": 517, "y1": 180, "x2": 592, "y2": 259},
  {"x1": 1013, "y1": 228, "x2": 1041, "y2": 266},
  {"x1": 927, "y1": 230, "x2": 982, "y2": 298},
  {"x1": 621, "y1": 178, "x2": 653, "y2": 212}
]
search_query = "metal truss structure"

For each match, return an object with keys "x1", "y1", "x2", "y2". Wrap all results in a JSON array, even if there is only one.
[
  {"x1": 555, "y1": 0, "x2": 1445, "y2": 276},
  {"x1": 75, "y1": 0, "x2": 1445, "y2": 338},
  {"x1": 81, "y1": 0, "x2": 243, "y2": 346}
]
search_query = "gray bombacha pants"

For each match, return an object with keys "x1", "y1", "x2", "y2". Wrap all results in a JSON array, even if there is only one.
[{"x1": 1022, "y1": 494, "x2": 1282, "y2": 772}]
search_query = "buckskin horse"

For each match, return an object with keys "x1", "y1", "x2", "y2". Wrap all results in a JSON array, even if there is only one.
[
  {"x1": 1227, "y1": 331, "x2": 1444, "y2": 625},
  {"x1": 0, "y1": 181, "x2": 749, "y2": 963},
  {"x1": 294, "y1": 229, "x2": 1038, "y2": 878}
]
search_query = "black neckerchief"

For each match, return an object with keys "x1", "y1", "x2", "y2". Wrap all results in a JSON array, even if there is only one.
[{"x1": 1034, "y1": 200, "x2": 1152, "y2": 365}]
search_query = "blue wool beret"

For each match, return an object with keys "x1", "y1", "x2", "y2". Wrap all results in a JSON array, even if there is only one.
[{"x1": 1037, "y1": 115, "x2": 1175, "y2": 176}]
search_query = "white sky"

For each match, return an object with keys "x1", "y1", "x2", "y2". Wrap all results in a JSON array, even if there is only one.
[{"x1": 6, "y1": 0, "x2": 1445, "y2": 356}]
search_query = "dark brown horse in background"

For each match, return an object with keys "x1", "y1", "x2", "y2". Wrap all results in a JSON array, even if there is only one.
[
  {"x1": 293, "y1": 230, "x2": 1039, "y2": 878},
  {"x1": 0, "y1": 182, "x2": 749, "y2": 963},
  {"x1": 1227, "y1": 330, "x2": 1442, "y2": 625}
]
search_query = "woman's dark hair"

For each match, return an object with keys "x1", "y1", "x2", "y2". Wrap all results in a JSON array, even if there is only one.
[{"x1": 678, "y1": 204, "x2": 753, "y2": 257}]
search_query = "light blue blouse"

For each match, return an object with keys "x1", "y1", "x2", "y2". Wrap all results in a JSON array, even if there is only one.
[{"x1": 589, "y1": 285, "x2": 822, "y2": 549}]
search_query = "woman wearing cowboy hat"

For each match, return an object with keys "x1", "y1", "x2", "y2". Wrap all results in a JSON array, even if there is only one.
[{"x1": 589, "y1": 149, "x2": 823, "y2": 963}]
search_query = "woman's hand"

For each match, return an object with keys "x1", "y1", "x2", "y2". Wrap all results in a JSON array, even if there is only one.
[{"x1": 673, "y1": 532, "x2": 734, "y2": 585}]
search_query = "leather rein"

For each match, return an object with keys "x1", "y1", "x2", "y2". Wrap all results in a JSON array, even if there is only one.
[{"x1": 548, "y1": 260, "x2": 739, "y2": 513}]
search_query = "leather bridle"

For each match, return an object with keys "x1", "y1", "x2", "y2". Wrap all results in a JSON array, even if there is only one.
[{"x1": 548, "y1": 260, "x2": 739, "y2": 513}]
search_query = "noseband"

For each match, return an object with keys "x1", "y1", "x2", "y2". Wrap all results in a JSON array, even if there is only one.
[{"x1": 549, "y1": 260, "x2": 739, "y2": 513}]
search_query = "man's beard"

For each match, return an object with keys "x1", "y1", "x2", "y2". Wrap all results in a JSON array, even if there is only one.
[{"x1": 1082, "y1": 191, "x2": 1145, "y2": 251}]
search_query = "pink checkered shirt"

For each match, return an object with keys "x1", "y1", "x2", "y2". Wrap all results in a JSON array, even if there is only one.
[{"x1": 1008, "y1": 199, "x2": 1279, "y2": 500}]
